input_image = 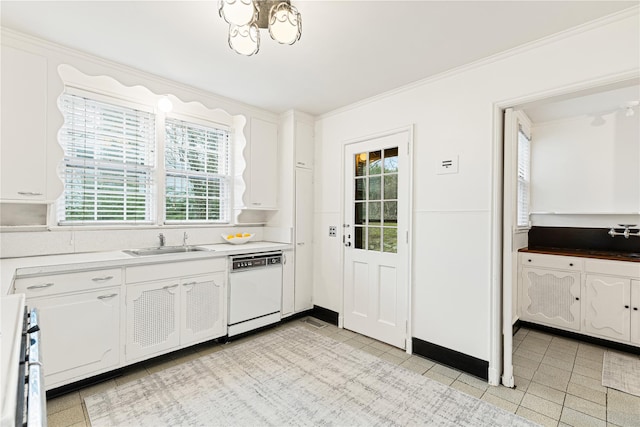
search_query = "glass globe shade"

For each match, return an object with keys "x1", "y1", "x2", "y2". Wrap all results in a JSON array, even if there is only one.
[
  {"x1": 220, "y1": 0, "x2": 256, "y2": 27},
  {"x1": 268, "y1": 3, "x2": 301, "y2": 45},
  {"x1": 228, "y1": 24, "x2": 260, "y2": 56}
]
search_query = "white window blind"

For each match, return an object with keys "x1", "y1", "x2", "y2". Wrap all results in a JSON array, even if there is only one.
[
  {"x1": 517, "y1": 127, "x2": 531, "y2": 228},
  {"x1": 164, "y1": 118, "x2": 231, "y2": 222},
  {"x1": 57, "y1": 93, "x2": 156, "y2": 224}
]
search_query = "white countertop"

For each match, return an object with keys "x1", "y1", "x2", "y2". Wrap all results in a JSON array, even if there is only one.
[
  {"x1": 1, "y1": 241, "x2": 291, "y2": 296},
  {"x1": 1, "y1": 293, "x2": 26, "y2": 427}
]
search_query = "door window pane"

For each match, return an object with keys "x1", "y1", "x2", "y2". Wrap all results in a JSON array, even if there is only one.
[
  {"x1": 355, "y1": 178, "x2": 366, "y2": 201},
  {"x1": 354, "y1": 226, "x2": 365, "y2": 249},
  {"x1": 355, "y1": 202, "x2": 366, "y2": 225},
  {"x1": 368, "y1": 202, "x2": 381, "y2": 225},
  {"x1": 383, "y1": 201, "x2": 397, "y2": 224},
  {"x1": 355, "y1": 153, "x2": 367, "y2": 177},
  {"x1": 384, "y1": 174, "x2": 397, "y2": 200},
  {"x1": 369, "y1": 150, "x2": 382, "y2": 175},
  {"x1": 368, "y1": 227, "x2": 381, "y2": 251},
  {"x1": 369, "y1": 176, "x2": 381, "y2": 200},
  {"x1": 384, "y1": 147, "x2": 398, "y2": 173},
  {"x1": 383, "y1": 227, "x2": 397, "y2": 253}
]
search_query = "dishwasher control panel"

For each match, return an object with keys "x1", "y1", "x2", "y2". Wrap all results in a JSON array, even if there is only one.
[{"x1": 231, "y1": 252, "x2": 282, "y2": 271}]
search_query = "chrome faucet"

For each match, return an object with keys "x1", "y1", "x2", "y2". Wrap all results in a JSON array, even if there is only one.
[
  {"x1": 182, "y1": 232, "x2": 189, "y2": 247},
  {"x1": 158, "y1": 233, "x2": 166, "y2": 247},
  {"x1": 608, "y1": 224, "x2": 639, "y2": 239}
]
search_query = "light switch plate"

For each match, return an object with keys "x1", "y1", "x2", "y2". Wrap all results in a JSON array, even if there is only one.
[
  {"x1": 329, "y1": 226, "x2": 337, "y2": 237},
  {"x1": 437, "y1": 155, "x2": 459, "y2": 174}
]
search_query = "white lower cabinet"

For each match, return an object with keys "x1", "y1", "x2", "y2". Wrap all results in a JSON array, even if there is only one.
[
  {"x1": 30, "y1": 288, "x2": 120, "y2": 390},
  {"x1": 520, "y1": 267, "x2": 581, "y2": 331},
  {"x1": 125, "y1": 260, "x2": 227, "y2": 363},
  {"x1": 519, "y1": 253, "x2": 640, "y2": 348},
  {"x1": 584, "y1": 274, "x2": 631, "y2": 342}
]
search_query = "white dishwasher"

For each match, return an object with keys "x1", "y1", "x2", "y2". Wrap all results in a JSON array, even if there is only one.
[{"x1": 228, "y1": 251, "x2": 283, "y2": 337}]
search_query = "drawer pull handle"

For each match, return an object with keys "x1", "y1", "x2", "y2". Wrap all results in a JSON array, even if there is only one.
[
  {"x1": 182, "y1": 281, "x2": 197, "y2": 286},
  {"x1": 27, "y1": 283, "x2": 54, "y2": 290},
  {"x1": 92, "y1": 276, "x2": 114, "y2": 282},
  {"x1": 17, "y1": 191, "x2": 43, "y2": 196},
  {"x1": 163, "y1": 284, "x2": 179, "y2": 290},
  {"x1": 97, "y1": 293, "x2": 118, "y2": 300}
]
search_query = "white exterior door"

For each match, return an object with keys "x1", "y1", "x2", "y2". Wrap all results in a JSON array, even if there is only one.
[{"x1": 343, "y1": 130, "x2": 410, "y2": 349}]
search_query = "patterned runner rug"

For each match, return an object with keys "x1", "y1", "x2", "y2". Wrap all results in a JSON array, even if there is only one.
[
  {"x1": 602, "y1": 350, "x2": 640, "y2": 397},
  {"x1": 85, "y1": 325, "x2": 536, "y2": 426}
]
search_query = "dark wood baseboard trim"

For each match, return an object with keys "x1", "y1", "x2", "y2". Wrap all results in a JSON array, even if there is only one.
[
  {"x1": 412, "y1": 337, "x2": 489, "y2": 381},
  {"x1": 310, "y1": 305, "x2": 339, "y2": 326},
  {"x1": 519, "y1": 321, "x2": 640, "y2": 355}
]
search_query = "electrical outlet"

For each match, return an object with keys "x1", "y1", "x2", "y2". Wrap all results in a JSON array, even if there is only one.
[{"x1": 329, "y1": 226, "x2": 337, "y2": 237}]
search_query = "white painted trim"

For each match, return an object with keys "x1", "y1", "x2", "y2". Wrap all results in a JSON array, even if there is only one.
[
  {"x1": 490, "y1": 74, "x2": 640, "y2": 390},
  {"x1": 319, "y1": 6, "x2": 639, "y2": 120}
]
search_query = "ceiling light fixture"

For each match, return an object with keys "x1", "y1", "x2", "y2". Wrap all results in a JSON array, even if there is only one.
[{"x1": 219, "y1": 0, "x2": 301, "y2": 56}]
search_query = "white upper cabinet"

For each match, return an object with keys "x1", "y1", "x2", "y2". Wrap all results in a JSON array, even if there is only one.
[
  {"x1": 294, "y1": 120, "x2": 314, "y2": 169},
  {"x1": 1, "y1": 46, "x2": 48, "y2": 202},
  {"x1": 244, "y1": 117, "x2": 278, "y2": 209}
]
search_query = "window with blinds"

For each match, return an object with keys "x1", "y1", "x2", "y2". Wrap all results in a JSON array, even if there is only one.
[
  {"x1": 57, "y1": 93, "x2": 156, "y2": 224},
  {"x1": 517, "y1": 127, "x2": 531, "y2": 228},
  {"x1": 164, "y1": 118, "x2": 231, "y2": 222}
]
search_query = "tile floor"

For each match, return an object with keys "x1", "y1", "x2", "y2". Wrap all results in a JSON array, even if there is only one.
[{"x1": 46, "y1": 318, "x2": 640, "y2": 427}]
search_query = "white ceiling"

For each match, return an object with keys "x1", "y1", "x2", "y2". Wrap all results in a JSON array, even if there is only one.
[{"x1": 1, "y1": 1, "x2": 638, "y2": 116}]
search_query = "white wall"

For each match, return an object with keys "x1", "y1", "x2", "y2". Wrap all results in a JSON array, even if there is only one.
[
  {"x1": 313, "y1": 9, "x2": 639, "y2": 362},
  {"x1": 0, "y1": 29, "x2": 279, "y2": 258},
  {"x1": 530, "y1": 110, "x2": 640, "y2": 226}
]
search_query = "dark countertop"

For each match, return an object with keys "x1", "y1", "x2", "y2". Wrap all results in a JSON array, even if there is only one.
[{"x1": 519, "y1": 247, "x2": 640, "y2": 263}]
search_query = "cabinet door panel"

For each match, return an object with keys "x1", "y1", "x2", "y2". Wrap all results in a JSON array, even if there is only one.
[
  {"x1": 295, "y1": 121, "x2": 314, "y2": 169},
  {"x1": 282, "y1": 250, "x2": 295, "y2": 316},
  {"x1": 248, "y1": 118, "x2": 278, "y2": 209},
  {"x1": 126, "y1": 280, "x2": 180, "y2": 362},
  {"x1": 520, "y1": 267, "x2": 581, "y2": 330},
  {"x1": 632, "y1": 280, "x2": 640, "y2": 345},
  {"x1": 294, "y1": 168, "x2": 313, "y2": 312},
  {"x1": 180, "y1": 273, "x2": 226, "y2": 346},
  {"x1": 30, "y1": 289, "x2": 120, "y2": 390},
  {"x1": 584, "y1": 275, "x2": 631, "y2": 342},
  {"x1": 1, "y1": 46, "x2": 47, "y2": 201}
]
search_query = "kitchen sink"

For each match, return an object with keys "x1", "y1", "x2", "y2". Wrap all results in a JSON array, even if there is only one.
[{"x1": 123, "y1": 246, "x2": 210, "y2": 256}]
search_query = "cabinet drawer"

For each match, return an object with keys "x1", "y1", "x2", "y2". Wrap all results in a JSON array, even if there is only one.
[
  {"x1": 126, "y1": 258, "x2": 227, "y2": 284},
  {"x1": 520, "y1": 253, "x2": 582, "y2": 271},
  {"x1": 585, "y1": 259, "x2": 640, "y2": 278},
  {"x1": 14, "y1": 268, "x2": 122, "y2": 297}
]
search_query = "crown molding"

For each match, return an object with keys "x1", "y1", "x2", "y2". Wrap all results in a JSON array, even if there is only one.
[{"x1": 319, "y1": 5, "x2": 640, "y2": 121}]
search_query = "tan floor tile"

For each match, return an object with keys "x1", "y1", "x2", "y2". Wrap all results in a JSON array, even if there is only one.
[
  {"x1": 513, "y1": 375, "x2": 531, "y2": 392},
  {"x1": 569, "y1": 372, "x2": 607, "y2": 394},
  {"x1": 69, "y1": 421, "x2": 88, "y2": 427},
  {"x1": 378, "y1": 352, "x2": 405, "y2": 365},
  {"x1": 450, "y1": 380, "x2": 484, "y2": 399},
  {"x1": 532, "y1": 370, "x2": 570, "y2": 392},
  {"x1": 574, "y1": 356, "x2": 604, "y2": 371},
  {"x1": 571, "y1": 364, "x2": 602, "y2": 381},
  {"x1": 422, "y1": 369, "x2": 455, "y2": 386},
  {"x1": 560, "y1": 407, "x2": 606, "y2": 427},
  {"x1": 545, "y1": 348, "x2": 578, "y2": 363},
  {"x1": 514, "y1": 364, "x2": 536, "y2": 381},
  {"x1": 526, "y1": 381, "x2": 566, "y2": 405},
  {"x1": 514, "y1": 328, "x2": 530, "y2": 340},
  {"x1": 480, "y1": 392, "x2": 518, "y2": 413},
  {"x1": 607, "y1": 389, "x2": 640, "y2": 427},
  {"x1": 343, "y1": 337, "x2": 367, "y2": 349},
  {"x1": 385, "y1": 347, "x2": 412, "y2": 361},
  {"x1": 47, "y1": 391, "x2": 81, "y2": 415},
  {"x1": 526, "y1": 331, "x2": 554, "y2": 342},
  {"x1": 360, "y1": 345, "x2": 385, "y2": 357},
  {"x1": 405, "y1": 355, "x2": 435, "y2": 370},
  {"x1": 514, "y1": 354, "x2": 541, "y2": 370},
  {"x1": 514, "y1": 347, "x2": 545, "y2": 363},
  {"x1": 368, "y1": 340, "x2": 394, "y2": 352},
  {"x1": 400, "y1": 360, "x2": 430, "y2": 375},
  {"x1": 351, "y1": 334, "x2": 374, "y2": 344},
  {"x1": 429, "y1": 363, "x2": 461, "y2": 380},
  {"x1": 564, "y1": 394, "x2": 606, "y2": 420},
  {"x1": 457, "y1": 373, "x2": 488, "y2": 392},
  {"x1": 576, "y1": 345, "x2": 605, "y2": 363},
  {"x1": 47, "y1": 405, "x2": 85, "y2": 427},
  {"x1": 484, "y1": 384, "x2": 525, "y2": 405},
  {"x1": 521, "y1": 392, "x2": 563, "y2": 420},
  {"x1": 336, "y1": 328, "x2": 358, "y2": 338},
  {"x1": 566, "y1": 382, "x2": 606, "y2": 406},
  {"x1": 516, "y1": 406, "x2": 559, "y2": 427},
  {"x1": 542, "y1": 354, "x2": 575, "y2": 371}
]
